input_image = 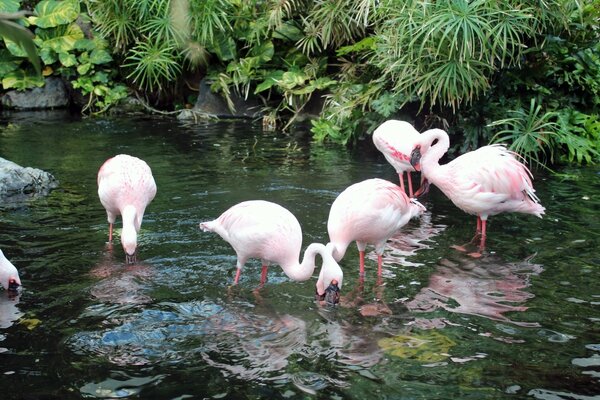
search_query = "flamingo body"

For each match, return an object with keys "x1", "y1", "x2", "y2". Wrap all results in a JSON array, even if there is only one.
[
  {"x1": 327, "y1": 178, "x2": 426, "y2": 276},
  {"x1": 411, "y1": 129, "x2": 545, "y2": 248},
  {"x1": 372, "y1": 120, "x2": 422, "y2": 196},
  {"x1": 97, "y1": 154, "x2": 157, "y2": 262},
  {"x1": 0, "y1": 249, "x2": 21, "y2": 291},
  {"x1": 200, "y1": 200, "x2": 343, "y2": 301}
]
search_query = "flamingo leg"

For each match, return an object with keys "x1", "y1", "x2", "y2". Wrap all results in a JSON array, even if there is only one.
[
  {"x1": 377, "y1": 254, "x2": 383, "y2": 277},
  {"x1": 479, "y1": 219, "x2": 487, "y2": 249},
  {"x1": 398, "y1": 172, "x2": 406, "y2": 194},
  {"x1": 233, "y1": 268, "x2": 242, "y2": 285},
  {"x1": 407, "y1": 171, "x2": 414, "y2": 197},
  {"x1": 108, "y1": 223, "x2": 113, "y2": 242},
  {"x1": 260, "y1": 264, "x2": 268, "y2": 285},
  {"x1": 359, "y1": 250, "x2": 366, "y2": 277},
  {"x1": 476, "y1": 216, "x2": 482, "y2": 234}
]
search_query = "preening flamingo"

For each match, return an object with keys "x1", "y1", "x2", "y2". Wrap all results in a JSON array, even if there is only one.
[
  {"x1": 327, "y1": 178, "x2": 426, "y2": 277},
  {"x1": 372, "y1": 120, "x2": 423, "y2": 197},
  {"x1": 0, "y1": 249, "x2": 21, "y2": 291},
  {"x1": 200, "y1": 200, "x2": 343, "y2": 304},
  {"x1": 97, "y1": 154, "x2": 157, "y2": 264},
  {"x1": 410, "y1": 128, "x2": 545, "y2": 250}
]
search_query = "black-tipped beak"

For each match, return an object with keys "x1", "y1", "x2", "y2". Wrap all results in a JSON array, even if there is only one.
[
  {"x1": 413, "y1": 177, "x2": 431, "y2": 198},
  {"x1": 324, "y1": 281, "x2": 340, "y2": 305},
  {"x1": 125, "y1": 253, "x2": 137, "y2": 265},
  {"x1": 410, "y1": 146, "x2": 422, "y2": 171},
  {"x1": 8, "y1": 278, "x2": 20, "y2": 291}
]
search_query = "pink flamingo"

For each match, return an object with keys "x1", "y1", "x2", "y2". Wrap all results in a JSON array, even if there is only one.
[
  {"x1": 97, "y1": 154, "x2": 157, "y2": 264},
  {"x1": 410, "y1": 128, "x2": 545, "y2": 250},
  {"x1": 327, "y1": 178, "x2": 426, "y2": 277},
  {"x1": 200, "y1": 200, "x2": 344, "y2": 304},
  {"x1": 0, "y1": 249, "x2": 21, "y2": 291},
  {"x1": 372, "y1": 120, "x2": 423, "y2": 197}
]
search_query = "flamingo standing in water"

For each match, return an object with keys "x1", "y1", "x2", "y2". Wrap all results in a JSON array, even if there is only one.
[
  {"x1": 97, "y1": 154, "x2": 157, "y2": 264},
  {"x1": 0, "y1": 249, "x2": 21, "y2": 291},
  {"x1": 372, "y1": 120, "x2": 423, "y2": 197},
  {"x1": 409, "y1": 128, "x2": 545, "y2": 250},
  {"x1": 327, "y1": 178, "x2": 426, "y2": 277},
  {"x1": 200, "y1": 200, "x2": 344, "y2": 305}
]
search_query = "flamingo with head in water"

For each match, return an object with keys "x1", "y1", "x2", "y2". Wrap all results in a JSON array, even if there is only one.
[
  {"x1": 327, "y1": 178, "x2": 426, "y2": 277},
  {"x1": 0, "y1": 249, "x2": 21, "y2": 291},
  {"x1": 97, "y1": 154, "x2": 157, "y2": 264},
  {"x1": 372, "y1": 120, "x2": 424, "y2": 197},
  {"x1": 200, "y1": 200, "x2": 344, "y2": 305},
  {"x1": 410, "y1": 128, "x2": 545, "y2": 251}
]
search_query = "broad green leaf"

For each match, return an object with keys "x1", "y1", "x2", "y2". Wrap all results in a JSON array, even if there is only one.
[
  {"x1": 273, "y1": 22, "x2": 303, "y2": 42},
  {"x1": 37, "y1": 23, "x2": 84, "y2": 53},
  {"x1": 74, "y1": 38, "x2": 96, "y2": 51},
  {"x1": 89, "y1": 49, "x2": 112, "y2": 65},
  {"x1": 77, "y1": 62, "x2": 90, "y2": 75},
  {"x1": 0, "y1": 0, "x2": 20, "y2": 13},
  {"x1": 336, "y1": 37, "x2": 376, "y2": 56},
  {"x1": 0, "y1": 20, "x2": 41, "y2": 75},
  {"x1": 58, "y1": 51, "x2": 76, "y2": 67},
  {"x1": 210, "y1": 33, "x2": 236, "y2": 62},
  {"x1": 39, "y1": 47, "x2": 57, "y2": 64},
  {"x1": 254, "y1": 70, "x2": 284, "y2": 93},
  {"x1": 2, "y1": 69, "x2": 44, "y2": 90},
  {"x1": 279, "y1": 69, "x2": 307, "y2": 90},
  {"x1": 0, "y1": 49, "x2": 19, "y2": 76},
  {"x1": 29, "y1": 0, "x2": 79, "y2": 28},
  {"x1": 250, "y1": 41, "x2": 274, "y2": 63}
]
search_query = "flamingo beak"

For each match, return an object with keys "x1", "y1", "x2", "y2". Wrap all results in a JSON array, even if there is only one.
[
  {"x1": 410, "y1": 146, "x2": 422, "y2": 171},
  {"x1": 125, "y1": 252, "x2": 137, "y2": 265},
  {"x1": 324, "y1": 280, "x2": 340, "y2": 305},
  {"x1": 413, "y1": 176, "x2": 431, "y2": 198},
  {"x1": 8, "y1": 278, "x2": 20, "y2": 292}
]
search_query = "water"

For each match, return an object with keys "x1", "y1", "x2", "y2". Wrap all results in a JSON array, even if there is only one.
[{"x1": 1, "y1": 111, "x2": 599, "y2": 399}]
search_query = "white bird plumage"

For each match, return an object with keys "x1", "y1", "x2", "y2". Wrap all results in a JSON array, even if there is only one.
[
  {"x1": 200, "y1": 200, "x2": 343, "y2": 303},
  {"x1": 97, "y1": 154, "x2": 157, "y2": 263},
  {"x1": 0, "y1": 249, "x2": 21, "y2": 291}
]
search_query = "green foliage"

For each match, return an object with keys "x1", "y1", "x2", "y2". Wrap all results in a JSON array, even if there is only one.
[{"x1": 489, "y1": 99, "x2": 560, "y2": 169}]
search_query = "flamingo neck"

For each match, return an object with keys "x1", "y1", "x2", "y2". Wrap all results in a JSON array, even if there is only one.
[
  {"x1": 283, "y1": 243, "x2": 327, "y2": 281},
  {"x1": 420, "y1": 128, "x2": 450, "y2": 177},
  {"x1": 329, "y1": 241, "x2": 349, "y2": 263},
  {"x1": 121, "y1": 205, "x2": 138, "y2": 255}
]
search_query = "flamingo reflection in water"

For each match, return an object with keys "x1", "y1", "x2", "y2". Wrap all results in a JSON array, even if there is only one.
[
  {"x1": 89, "y1": 245, "x2": 154, "y2": 305},
  {"x1": 405, "y1": 253, "x2": 543, "y2": 328}
]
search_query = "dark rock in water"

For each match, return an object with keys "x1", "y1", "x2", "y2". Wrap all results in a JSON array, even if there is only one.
[
  {"x1": 180, "y1": 77, "x2": 263, "y2": 120},
  {"x1": 1, "y1": 77, "x2": 70, "y2": 110},
  {"x1": 0, "y1": 158, "x2": 59, "y2": 202}
]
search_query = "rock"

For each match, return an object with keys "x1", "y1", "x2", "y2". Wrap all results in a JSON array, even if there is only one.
[
  {"x1": 1, "y1": 77, "x2": 70, "y2": 110},
  {"x1": 184, "y1": 77, "x2": 263, "y2": 120},
  {"x1": 0, "y1": 158, "x2": 59, "y2": 202}
]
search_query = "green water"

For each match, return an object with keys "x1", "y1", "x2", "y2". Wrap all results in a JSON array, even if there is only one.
[{"x1": 0, "y1": 111, "x2": 599, "y2": 399}]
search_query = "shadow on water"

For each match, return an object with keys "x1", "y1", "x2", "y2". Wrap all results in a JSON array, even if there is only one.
[{"x1": 1, "y1": 113, "x2": 600, "y2": 399}]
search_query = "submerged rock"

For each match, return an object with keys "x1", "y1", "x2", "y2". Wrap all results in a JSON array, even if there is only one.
[{"x1": 0, "y1": 158, "x2": 58, "y2": 201}]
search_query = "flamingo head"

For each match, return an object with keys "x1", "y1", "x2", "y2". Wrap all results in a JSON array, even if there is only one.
[
  {"x1": 121, "y1": 225, "x2": 138, "y2": 264},
  {"x1": 410, "y1": 145, "x2": 422, "y2": 171},
  {"x1": 315, "y1": 243, "x2": 344, "y2": 305},
  {"x1": 0, "y1": 252, "x2": 21, "y2": 292}
]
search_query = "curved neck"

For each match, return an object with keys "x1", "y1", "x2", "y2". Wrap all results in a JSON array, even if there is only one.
[
  {"x1": 283, "y1": 243, "x2": 329, "y2": 282},
  {"x1": 121, "y1": 205, "x2": 138, "y2": 231},
  {"x1": 420, "y1": 128, "x2": 450, "y2": 174}
]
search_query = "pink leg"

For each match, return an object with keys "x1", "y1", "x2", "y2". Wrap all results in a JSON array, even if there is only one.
[
  {"x1": 377, "y1": 254, "x2": 383, "y2": 277},
  {"x1": 407, "y1": 171, "x2": 414, "y2": 197},
  {"x1": 359, "y1": 250, "x2": 365, "y2": 276},
  {"x1": 260, "y1": 264, "x2": 268, "y2": 285},
  {"x1": 480, "y1": 219, "x2": 487, "y2": 249},
  {"x1": 108, "y1": 223, "x2": 113, "y2": 242},
  {"x1": 233, "y1": 268, "x2": 242, "y2": 285},
  {"x1": 476, "y1": 217, "x2": 482, "y2": 234},
  {"x1": 398, "y1": 172, "x2": 406, "y2": 194}
]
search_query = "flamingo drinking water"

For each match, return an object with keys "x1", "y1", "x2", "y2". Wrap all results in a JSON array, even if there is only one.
[
  {"x1": 327, "y1": 178, "x2": 426, "y2": 277},
  {"x1": 97, "y1": 154, "x2": 157, "y2": 264},
  {"x1": 200, "y1": 200, "x2": 344, "y2": 305},
  {"x1": 372, "y1": 120, "x2": 424, "y2": 197},
  {"x1": 409, "y1": 128, "x2": 545, "y2": 250},
  {"x1": 0, "y1": 249, "x2": 21, "y2": 291}
]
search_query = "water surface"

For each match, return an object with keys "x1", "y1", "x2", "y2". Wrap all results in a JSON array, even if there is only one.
[{"x1": 1, "y1": 111, "x2": 599, "y2": 399}]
